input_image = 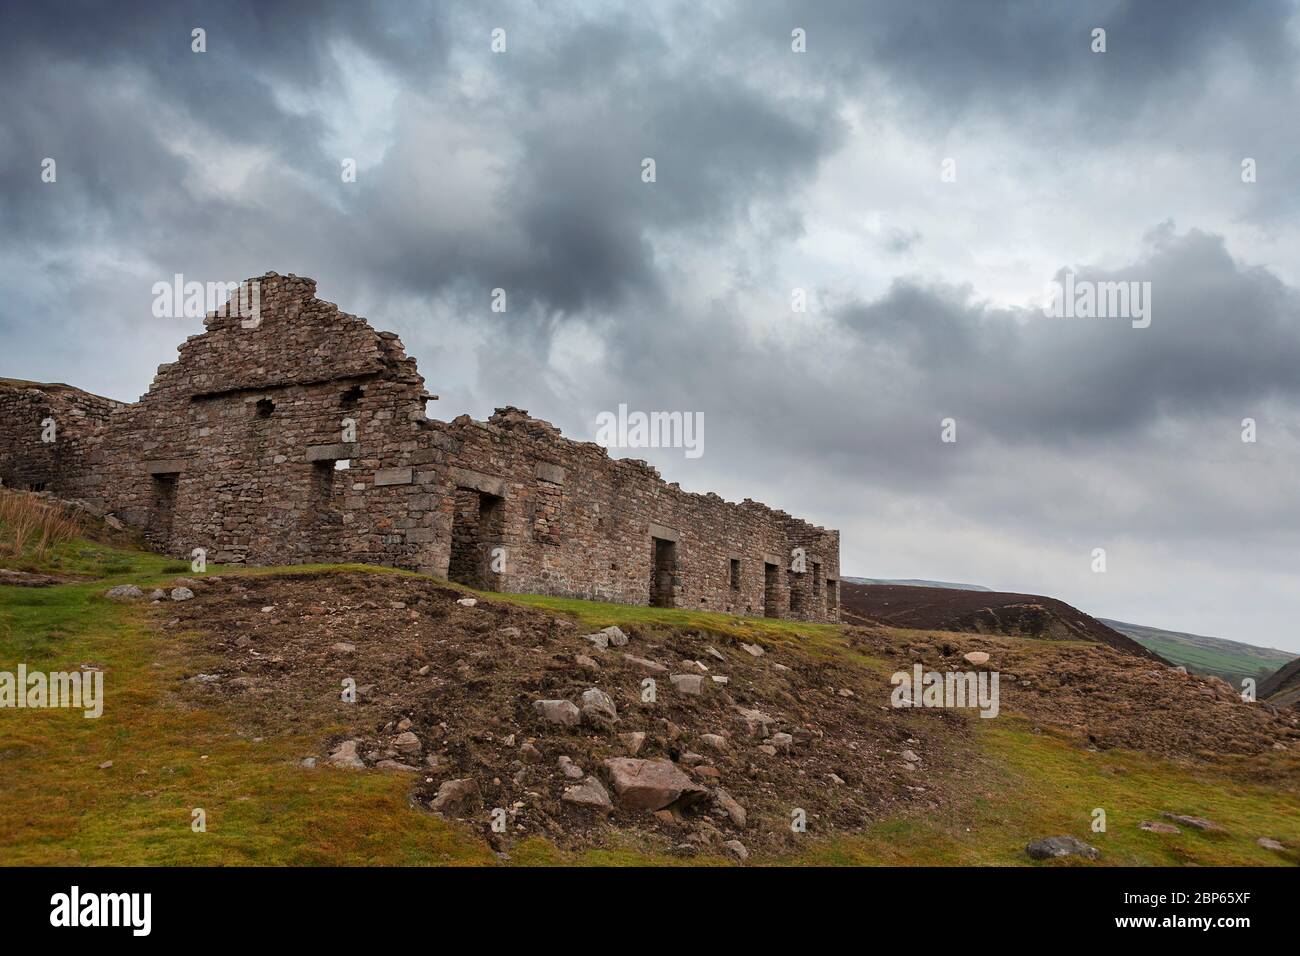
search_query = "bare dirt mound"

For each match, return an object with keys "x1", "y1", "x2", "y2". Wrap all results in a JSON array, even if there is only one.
[
  {"x1": 157, "y1": 571, "x2": 976, "y2": 859},
  {"x1": 841, "y1": 582, "x2": 1163, "y2": 662},
  {"x1": 853, "y1": 626, "x2": 1300, "y2": 761}
]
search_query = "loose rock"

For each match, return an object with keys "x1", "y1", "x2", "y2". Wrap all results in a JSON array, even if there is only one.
[
  {"x1": 1160, "y1": 812, "x2": 1224, "y2": 832},
  {"x1": 1025, "y1": 835, "x2": 1100, "y2": 861},
  {"x1": 599, "y1": 625, "x2": 629, "y2": 647},
  {"x1": 430, "y1": 778, "x2": 480, "y2": 815},
  {"x1": 327, "y1": 739, "x2": 365, "y2": 770},
  {"x1": 533, "y1": 699, "x2": 580, "y2": 726},
  {"x1": 713, "y1": 787, "x2": 747, "y2": 828},
  {"x1": 602, "y1": 757, "x2": 709, "y2": 811},
  {"x1": 1139, "y1": 821, "x2": 1181, "y2": 834},
  {"x1": 623, "y1": 654, "x2": 667, "y2": 674},
  {"x1": 579, "y1": 687, "x2": 619, "y2": 728},
  {"x1": 670, "y1": 673, "x2": 704, "y2": 695},
  {"x1": 562, "y1": 776, "x2": 613, "y2": 811},
  {"x1": 393, "y1": 731, "x2": 422, "y2": 757},
  {"x1": 723, "y1": 839, "x2": 749, "y2": 862}
]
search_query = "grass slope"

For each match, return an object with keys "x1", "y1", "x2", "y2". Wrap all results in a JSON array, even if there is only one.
[{"x1": 2, "y1": 534, "x2": 1296, "y2": 866}]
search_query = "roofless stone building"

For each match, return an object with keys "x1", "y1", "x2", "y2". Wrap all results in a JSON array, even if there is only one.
[{"x1": 0, "y1": 274, "x2": 840, "y2": 621}]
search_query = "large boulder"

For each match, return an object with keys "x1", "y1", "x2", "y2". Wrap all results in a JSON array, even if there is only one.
[
  {"x1": 602, "y1": 757, "x2": 708, "y2": 811},
  {"x1": 104, "y1": 584, "x2": 143, "y2": 601}
]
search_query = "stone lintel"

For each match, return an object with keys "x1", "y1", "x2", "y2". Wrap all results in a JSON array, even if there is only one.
[
  {"x1": 535, "y1": 462, "x2": 566, "y2": 485},
  {"x1": 648, "y1": 522, "x2": 680, "y2": 542},
  {"x1": 450, "y1": 467, "x2": 507, "y2": 498},
  {"x1": 374, "y1": 467, "x2": 414, "y2": 487},
  {"x1": 143, "y1": 459, "x2": 188, "y2": 475},
  {"x1": 305, "y1": 442, "x2": 358, "y2": 462}
]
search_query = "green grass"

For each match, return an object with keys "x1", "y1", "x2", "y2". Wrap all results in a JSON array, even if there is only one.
[
  {"x1": 2, "y1": 534, "x2": 1297, "y2": 866},
  {"x1": 0, "y1": 566, "x2": 495, "y2": 865},
  {"x1": 499, "y1": 591, "x2": 877, "y2": 668},
  {"x1": 779, "y1": 720, "x2": 1299, "y2": 866}
]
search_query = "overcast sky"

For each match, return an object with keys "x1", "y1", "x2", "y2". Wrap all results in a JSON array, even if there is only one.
[{"x1": 2, "y1": 1, "x2": 1299, "y2": 652}]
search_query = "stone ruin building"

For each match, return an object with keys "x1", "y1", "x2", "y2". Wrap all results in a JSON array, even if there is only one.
[{"x1": 0, "y1": 274, "x2": 840, "y2": 622}]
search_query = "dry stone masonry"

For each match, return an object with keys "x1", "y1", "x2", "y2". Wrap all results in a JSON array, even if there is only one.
[{"x1": 0, "y1": 274, "x2": 839, "y2": 621}]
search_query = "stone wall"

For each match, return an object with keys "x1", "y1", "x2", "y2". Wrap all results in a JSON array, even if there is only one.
[
  {"x1": 0, "y1": 379, "x2": 121, "y2": 494},
  {"x1": 0, "y1": 274, "x2": 839, "y2": 622}
]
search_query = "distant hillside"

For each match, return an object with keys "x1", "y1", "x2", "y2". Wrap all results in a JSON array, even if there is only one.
[
  {"x1": 841, "y1": 577, "x2": 992, "y2": 592},
  {"x1": 1259, "y1": 657, "x2": 1300, "y2": 709},
  {"x1": 840, "y1": 582, "x2": 1163, "y2": 662},
  {"x1": 1101, "y1": 619, "x2": 1296, "y2": 689}
]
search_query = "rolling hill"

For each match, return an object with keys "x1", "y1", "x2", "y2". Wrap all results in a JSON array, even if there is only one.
[
  {"x1": 841, "y1": 577, "x2": 992, "y2": 592},
  {"x1": 839, "y1": 575, "x2": 1295, "y2": 686},
  {"x1": 1099, "y1": 619, "x2": 1296, "y2": 690},
  {"x1": 839, "y1": 582, "x2": 1163, "y2": 661}
]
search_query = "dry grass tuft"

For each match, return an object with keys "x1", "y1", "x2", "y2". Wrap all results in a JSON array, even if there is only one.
[{"x1": 0, "y1": 488, "x2": 82, "y2": 558}]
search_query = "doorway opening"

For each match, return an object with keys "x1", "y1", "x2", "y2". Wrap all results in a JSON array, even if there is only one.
[
  {"x1": 650, "y1": 537, "x2": 678, "y2": 608},
  {"x1": 148, "y1": 473, "x2": 178, "y2": 545},
  {"x1": 787, "y1": 569, "x2": 804, "y2": 614},
  {"x1": 449, "y1": 487, "x2": 504, "y2": 589},
  {"x1": 763, "y1": 562, "x2": 780, "y2": 618}
]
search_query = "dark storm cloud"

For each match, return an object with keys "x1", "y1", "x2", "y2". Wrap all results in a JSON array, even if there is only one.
[
  {"x1": 840, "y1": 226, "x2": 1300, "y2": 445},
  {"x1": 2, "y1": 0, "x2": 1294, "y2": 318},
  {"x1": 746, "y1": 0, "x2": 1297, "y2": 125},
  {"x1": 0, "y1": 0, "x2": 842, "y2": 323},
  {"x1": 0, "y1": 0, "x2": 451, "y2": 252}
]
